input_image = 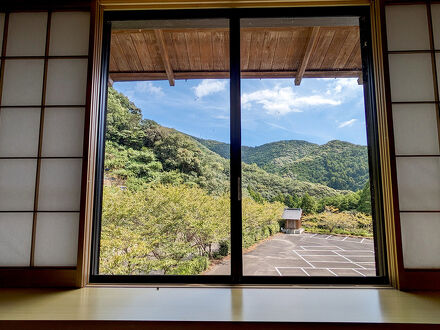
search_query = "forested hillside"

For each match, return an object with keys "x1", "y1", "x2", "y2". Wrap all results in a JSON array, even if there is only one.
[
  {"x1": 104, "y1": 87, "x2": 343, "y2": 200},
  {"x1": 197, "y1": 137, "x2": 369, "y2": 192}
]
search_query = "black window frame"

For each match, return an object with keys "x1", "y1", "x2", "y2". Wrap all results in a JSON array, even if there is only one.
[{"x1": 90, "y1": 6, "x2": 389, "y2": 285}]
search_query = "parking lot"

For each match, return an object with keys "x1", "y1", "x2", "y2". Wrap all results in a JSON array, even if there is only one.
[{"x1": 205, "y1": 233, "x2": 376, "y2": 276}]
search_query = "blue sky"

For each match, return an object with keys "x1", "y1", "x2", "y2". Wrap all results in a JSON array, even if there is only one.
[{"x1": 113, "y1": 77, "x2": 367, "y2": 147}]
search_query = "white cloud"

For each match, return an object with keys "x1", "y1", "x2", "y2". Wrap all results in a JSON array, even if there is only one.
[
  {"x1": 242, "y1": 85, "x2": 341, "y2": 115},
  {"x1": 214, "y1": 115, "x2": 229, "y2": 120},
  {"x1": 338, "y1": 119, "x2": 357, "y2": 128},
  {"x1": 135, "y1": 81, "x2": 164, "y2": 96},
  {"x1": 193, "y1": 80, "x2": 227, "y2": 98},
  {"x1": 325, "y1": 78, "x2": 362, "y2": 101}
]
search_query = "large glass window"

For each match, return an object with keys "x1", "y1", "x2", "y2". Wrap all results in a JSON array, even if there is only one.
[
  {"x1": 238, "y1": 18, "x2": 375, "y2": 277},
  {"x1": 96, "y1": 19, "x2": 231, "y2": 277},
  {"x1": 91, "y1": 8, "x2": 387, "y2": 284}
]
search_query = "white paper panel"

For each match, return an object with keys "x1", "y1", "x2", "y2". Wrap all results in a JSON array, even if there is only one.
[
  {"x1": 0, "y1": 108, "x2": 40, "y2": 157},
  {"x1": 386, "y1": 5, "x2": 430, "y2": 51},
  {"x1": 42, "y1": 108, "x2": 85, "y2": 157},
  {"x1": 49, "y1": 12, "x2": 90, "y2": 56},
  {"x1": 6, "y1": 12, "x2": 47, "y2": 56},
  {"x1": 0, "y1": 13, "x2": 5, "y2": 49},
  {"x1": 33, "y1": 212, "x2": 79, "y2": 267},
  {"x1": 38, "y1": 159, "x2": 82, "y2": 211},
  {"x1": 392, "y1": 104, "x2": 439, "y2": 155},
  {"x1": 396, "y1": 157, "x2": 440, "y2": 211},
  {"x1": 0, "y1": 213, "x2": 33, "y2": 267},
  {"x1": 0, "y1": 159, "x2": 36, "y2": 211},
  {"x1": 431, "y1": 4, "x2": 440, "y2": 49},
  {"x1": 45, "y1": 59, "x2": 88, "y2": 105},
  {"x1": 400, "y1": 212, "x2": 440, "y2": 268},
  {"x1": 435, "y1": 54, "x2": 440, "y2": 96},
  {"x1": 1, "y1": 60, "x2": 44, "y2": 106},
  {"x1": 388, "y1": 54, "x2": 434, "y2": 102}
]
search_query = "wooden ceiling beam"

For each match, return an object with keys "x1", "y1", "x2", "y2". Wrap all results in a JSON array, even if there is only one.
[
  {"x1": 109, "y1": 69, "x2": 361, "y2": 81},
  {"x1": 294, "y1": 26, "x2": 320, "y2": 86},
  {"x1": 154, "y1": 29, "x2": 175, "y2": 86},
  {"x1": 112, "y1": 17, "x2": 358, "y2": 31}
]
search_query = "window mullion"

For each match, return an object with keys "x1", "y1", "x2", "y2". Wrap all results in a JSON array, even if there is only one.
[{"x1": 229, "y1": 15, "x2": 243, "y2": 283}]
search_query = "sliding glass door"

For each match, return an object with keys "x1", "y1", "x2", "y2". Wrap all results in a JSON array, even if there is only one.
[{"x1": 90, "y1": 7, "x2": 387, "y2": 284}]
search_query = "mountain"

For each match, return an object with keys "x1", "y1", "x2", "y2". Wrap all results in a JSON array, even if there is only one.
[
  {"x1": 104, "y1": 87, "x2": 345, "y2": 200},
  {"x1": 193, "y1": 138, "x2": 230, "y2": 159},
  {"x1": 197, "y1": 139, "x2": 369, "y2": 192}
]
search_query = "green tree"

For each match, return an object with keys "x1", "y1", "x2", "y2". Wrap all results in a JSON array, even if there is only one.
[
  {"x1": 154, "y1": 134, "x2": 202, "y2": 176},
  {"x1": 100, "y1": 184, "x2": 284, "y2": 275},
  {"x1": 301, "y1": 193, "x2": 316, "y2": 215},
  {"x1": 302, "y1": 207, "x2": 373, "y2": 236},
  {"x1": 285, "y1": 194, "x2": 301, "y2": 208},
  {"x1": 247, "y1": 186, "x2": 265, "y2": 204},
  {"x1": 105, "y1": 88, "x2": 146, "y2": 149},
  {"x1": 357, "y1": 181, "x2": 372, "y2": 215}
]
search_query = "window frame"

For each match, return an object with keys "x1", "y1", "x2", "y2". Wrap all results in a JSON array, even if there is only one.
[{"x1": 89, "y1": 6, "x2": 389, "y2": 285}]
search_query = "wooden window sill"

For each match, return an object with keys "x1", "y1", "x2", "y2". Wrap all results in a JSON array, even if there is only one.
[{"x1": 1, "y1": 286, "x2": 440, "y2": 328}]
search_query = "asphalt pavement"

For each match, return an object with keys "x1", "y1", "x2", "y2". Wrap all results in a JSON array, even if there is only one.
[{"x1": 205, "y1": 233, "x2": 375, "y2": 276}]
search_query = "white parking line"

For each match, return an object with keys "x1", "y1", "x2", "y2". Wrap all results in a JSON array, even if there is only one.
[
  {"x1": 274, "y1": 237, "x2": 378, "y2": 277},
  {"x1": 334, "y1": 250, "x2": 355, "y2": 261},
  {"x1": 305, "y1": 235, "x2": 373, "y2": 244},
  {"x1": 326, "y1": 268, "x2": 338, "y2": 276},
  {"x1": 292, "y1": 250, "x2": 315, "y2": 268},
  {"x1": 310, "y1": 261, "x2": 361, "y2": 264},
  {"x1": 337, "y1": 250, "x2": 375, "y2": 252},
  {"x1": 300, "y1": 245, "x2": 344, "y2": 250},
  {"x1": 276, "y1": 266, "x2": 376, "y2": 271},
  {"x1": 275, "y1": 267, "x2": 310, "y2": 276},
  {"x1": 294, "y1": 250, "x2": 337, "y2": 252},
  {"x1": 301, "y1": 268, "x2": 311, "y2": 276},
  {"x1": 352, "y1": 269, "x2": 366, "y2": 277},
  {"x1": 295, "y1": 254, "x2": 373, "y2": 258},
  {"x1": 332, "y1": 251, "x2": 368, "y2": 270},
  {"x1": 294, "y1": 254, "x2": 337, "y2": 257}
]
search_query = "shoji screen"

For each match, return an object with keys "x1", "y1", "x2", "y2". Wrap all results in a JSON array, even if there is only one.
[
  {"x1": 386, "y1": 3, "x2": 440, "y2": 281},
  {"x1": 0, "y1": 11, "x2": 90, "y2": 269}
]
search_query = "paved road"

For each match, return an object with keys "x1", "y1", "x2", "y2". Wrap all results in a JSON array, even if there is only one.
[{"x1": 205, "y1": 233, "x2": 375, "y2": 276}]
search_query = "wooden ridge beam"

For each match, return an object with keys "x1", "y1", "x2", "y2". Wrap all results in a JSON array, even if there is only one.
[
  {"x1": 294, "y1": 26, "x2": 320, "y2": 86},
  {"x1": 154, "y1": 29, "x2": 175, "y2": 86}
]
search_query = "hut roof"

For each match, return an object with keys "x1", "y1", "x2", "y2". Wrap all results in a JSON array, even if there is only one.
[{"x1": 282, "y1": 208, "x2": 303, "y2": 220}]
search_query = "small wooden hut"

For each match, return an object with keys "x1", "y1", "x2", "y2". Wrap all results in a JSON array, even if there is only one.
[{"x1": 282, "y1": 208, "x2": 303, "y2": 234}]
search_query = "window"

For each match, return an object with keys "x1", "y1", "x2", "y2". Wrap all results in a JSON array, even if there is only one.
[{"x1": 90, "y1": 7, "x2": 388, "y2": 284}]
